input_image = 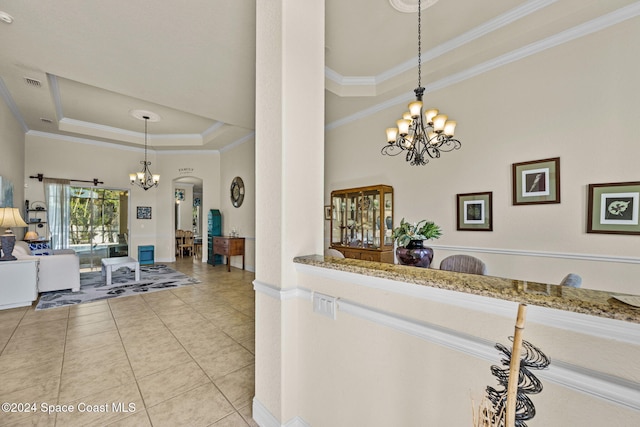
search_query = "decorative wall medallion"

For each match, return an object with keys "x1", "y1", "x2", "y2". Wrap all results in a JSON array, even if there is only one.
[{"x1": 230, "y1": 177, "x2": 245, "y2": 208}]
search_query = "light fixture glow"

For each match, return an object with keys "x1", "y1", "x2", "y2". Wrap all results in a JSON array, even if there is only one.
[{"x1": 381, "y1": 0, "x2": 462, "y2": 166}]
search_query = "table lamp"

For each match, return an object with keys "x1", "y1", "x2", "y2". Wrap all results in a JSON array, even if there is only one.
[
  {"x1": 24, "y1": 230, "x2": 39, "y2": 241},
  {"x1": 0, "y1": 207, "x2": 29, "y2": 261}
]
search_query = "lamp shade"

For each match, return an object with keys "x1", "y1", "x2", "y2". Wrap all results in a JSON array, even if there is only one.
[
  {"x1": 24, "y1": 231, "x2": 39, "y2": 240},
  {"x1": 0, "y1": 208, "x2": 28, "y2": 229}
]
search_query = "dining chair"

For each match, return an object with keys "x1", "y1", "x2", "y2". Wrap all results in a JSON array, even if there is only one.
[
  {"x1": 175, "y1": 230, "x2": 186, "y2": 256},
  {"x1": 179, "y1": 231, "x2": 195, "y2": 257},
  {"x1": 439, "y1": 254, "x2": 487, "y2": 275},
  {"x1": 324, "y1": 248, "x2": 345, "y2": 258},
  {"x1": 559, "y1": 273, "x2": 582, "y2": 288}
]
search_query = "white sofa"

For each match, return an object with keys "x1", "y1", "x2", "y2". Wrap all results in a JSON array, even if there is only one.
[{"x1": 13, "y1": 241, "x2": 80, "y2": 292}]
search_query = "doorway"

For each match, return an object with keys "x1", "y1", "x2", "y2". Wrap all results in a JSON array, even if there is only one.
[{"x1": 173, "y1": 177, "x2": 203, "y2": 259}]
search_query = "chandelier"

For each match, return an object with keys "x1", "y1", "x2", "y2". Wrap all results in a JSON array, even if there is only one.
[
  {"x1": 382, "y1": 0, "x2": 461, "y2": 166},
  {"x1": 129, "y1": 115, "x2": 160, "y2": 190}
]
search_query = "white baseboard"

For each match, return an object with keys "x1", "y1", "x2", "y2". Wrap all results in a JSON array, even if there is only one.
[{"x1": 252, "y1": 398, "x2": 311, "y2": 427}]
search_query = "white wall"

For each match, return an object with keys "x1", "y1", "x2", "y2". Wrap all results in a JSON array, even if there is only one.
[
  {"x1": 23, "y1": 134, "x2": 222, "y2": 263},
  {"x1": 220, "y1": 139, "x2": 256, "y2": 271},
  {"x1": 0, "y1": 96, "x2": 25, "y2": 219},
  {"x1": 270, "y1": 265, "x2": 640, "y2": 427},
  {"x1": 325, "y1": 18, "x2": 640, "y2": 293}
]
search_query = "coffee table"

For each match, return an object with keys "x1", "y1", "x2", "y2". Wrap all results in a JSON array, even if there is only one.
[{"x1": 101, "y1": 257, "x2": 140, "y2": 285}]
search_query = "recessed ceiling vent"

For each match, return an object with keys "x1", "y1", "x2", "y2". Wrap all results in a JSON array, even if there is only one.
[{"x1": 24, "y1": 77, "x2": 42, "y2": 88}]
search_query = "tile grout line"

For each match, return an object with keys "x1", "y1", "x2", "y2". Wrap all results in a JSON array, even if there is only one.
[
  {"x1": 156, "y1": 276, "x2": 253, "y2": 425},
  {"x1": 144, "y1": 286, "x2": 240, "y2": 423},
  {"x1": 109, "y1": 295, "x2": 157, "y2": 426}
]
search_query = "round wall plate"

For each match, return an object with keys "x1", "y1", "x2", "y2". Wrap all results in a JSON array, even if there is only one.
[{"x1": 230, "y1": 176, "x2": 245, "y2": 208}]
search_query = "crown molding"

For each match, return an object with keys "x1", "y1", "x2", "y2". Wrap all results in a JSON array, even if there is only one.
[
  {"x1": 326, "y1": 1, "x2": 640, "y2": 131},
  {"x1": 219, "y1": 131, "x2": 255, "y2": 153},
  {"x1": 0, "y1": 77, "x2": 28, "y2": 133},
  {"x1": 326, "y1": 0, "x2": 558, "y2": 95}
]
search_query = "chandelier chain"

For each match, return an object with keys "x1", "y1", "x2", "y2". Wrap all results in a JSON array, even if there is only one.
[
  {"x1": 144, "y1": 117, "x2": 148, "y2": 164},
  {"x1": 417, "y1": 0, "x2": 421, "y2": 89},
  {"x1": 129, "y1": 115, "x2": 160, "y2": 190},
  {"x1": 381, "y1": 0, "x2": 462, "y2": 166}
]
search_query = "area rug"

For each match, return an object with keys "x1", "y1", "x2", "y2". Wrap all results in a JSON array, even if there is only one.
[{"x1": 36, "y1": 264, "x2": 200, "y2": 310}]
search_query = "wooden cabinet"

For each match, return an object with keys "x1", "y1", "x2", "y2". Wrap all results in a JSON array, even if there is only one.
[
  {"x1": 213, "y1": 236, "x2": 245, "y2": 272},
  {"x1": 330, "y1": 184, "x2": 394, "y2": 264},
  {"x1": 0, "y1": 259, "x2": 39, "y2": 310}
]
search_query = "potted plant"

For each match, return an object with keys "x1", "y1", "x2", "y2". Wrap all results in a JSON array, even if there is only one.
[{"x1": 392, "y1": 218, "x2": 442, "y2": 268}]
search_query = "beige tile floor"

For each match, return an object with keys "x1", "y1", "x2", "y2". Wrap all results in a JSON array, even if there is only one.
[{"x1": 0, "y1": 258, "x2": 257, "y2": 426}]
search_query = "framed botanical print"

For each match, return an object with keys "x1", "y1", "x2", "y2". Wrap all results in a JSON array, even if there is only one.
[
  {"x1": 587, "y1": 181, "x2": 640, "y2": 235},
  {"x1": 456, "y1": 191, "x2": 493, "y2": 231},
  {"x1": 512, "y1": 157, "x2": 560, "y2": 205},
  {"x1": 137, "y1": 206, "x2": 152, "y2": 219}
]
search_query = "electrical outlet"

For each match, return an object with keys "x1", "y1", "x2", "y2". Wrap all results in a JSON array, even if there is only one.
[{"x1": 312, "y1": 292, "x2": 336, "y2": 319}]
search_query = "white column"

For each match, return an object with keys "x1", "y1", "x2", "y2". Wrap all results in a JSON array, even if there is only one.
[{"x1": 254, "y1": 0, "x2": 325, "y2": 423}]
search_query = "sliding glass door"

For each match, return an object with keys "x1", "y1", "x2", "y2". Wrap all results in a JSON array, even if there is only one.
[{"x1": 69, "y1": 187, "x2": 129, "y2": 270}]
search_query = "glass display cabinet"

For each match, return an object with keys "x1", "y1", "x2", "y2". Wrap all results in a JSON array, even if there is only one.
[{"x1": 330, "y1": 184, "x2": 394, "y2": 263}]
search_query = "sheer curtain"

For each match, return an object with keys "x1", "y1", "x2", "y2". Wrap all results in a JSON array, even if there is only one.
[{"x1": 44, "y1": 178, "x2": 71, "y2": 250}]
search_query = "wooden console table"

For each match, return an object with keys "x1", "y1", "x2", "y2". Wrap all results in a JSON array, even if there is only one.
[{"x1": 213, "y1": 236, "x2": 245, "y2": 272}]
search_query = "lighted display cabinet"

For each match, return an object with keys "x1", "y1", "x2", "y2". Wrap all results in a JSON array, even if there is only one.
[{"x1": 330, "y1": 185, "x2": 394, "y2": 263}]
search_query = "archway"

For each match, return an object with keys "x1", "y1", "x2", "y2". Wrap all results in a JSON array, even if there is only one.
[{"x1": 173, "y1": 176, "x2": 203, "y2": 260}]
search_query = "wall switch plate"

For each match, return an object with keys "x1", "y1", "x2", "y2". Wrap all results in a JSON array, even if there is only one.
[{"x1": 312, "y1": 292, "x2": 336, "y2": 320}]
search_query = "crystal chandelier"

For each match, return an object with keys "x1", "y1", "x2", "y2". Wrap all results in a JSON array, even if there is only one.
[
  {"x1": 129, "y1": 115, "x2": 160, "y2": 190},
  {"x1": 382, "y1": 0, "x2": 461, "y2": 166}
]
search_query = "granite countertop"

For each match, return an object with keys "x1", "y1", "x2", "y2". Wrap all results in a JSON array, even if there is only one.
[{"x1": 294, "y1": 255, "x2": 640, "y2": 324}]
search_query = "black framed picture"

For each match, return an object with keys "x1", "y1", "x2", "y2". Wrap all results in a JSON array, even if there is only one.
[
  {"x1": 512, "y1": 157, "x2": 560, "y2": 205},
  {"x1": 137, "y1": 206, "x2": 152, "y2": 219},
  {"x1": 456, "y1": 192, "x2": 493, "y2": 231},
  {"x1": 587, "y1": 181, "x2": 640, "y2": 235}
]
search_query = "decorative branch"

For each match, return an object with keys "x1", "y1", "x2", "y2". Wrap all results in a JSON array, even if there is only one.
[{"x1": 484, "y1": 303, "x2": 550, "y2": 427}]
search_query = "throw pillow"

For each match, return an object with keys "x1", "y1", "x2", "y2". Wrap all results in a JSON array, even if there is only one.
[{"x1": 28, "y1": 242, "x2": 52, "y2": 256}]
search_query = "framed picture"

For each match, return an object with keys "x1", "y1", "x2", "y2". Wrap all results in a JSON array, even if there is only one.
[
  {"x1": 324, "y1": 205, "x2": 332, "y2": 221},
  {"x1": 0, "y1": 176, "x2": 14, "y2": 208},
  {"x1": 587, "y1": 181, "x2": 640, "y2": 235},
  {"x1": 137, "y1": 206, "x2": 152, "y2": 219},
  {"x1": 512, "y1": 157, "x2": 560, "y2": 205},
  {"x1": 456, "y1": 192, "x2": 493, "y2": 231}
]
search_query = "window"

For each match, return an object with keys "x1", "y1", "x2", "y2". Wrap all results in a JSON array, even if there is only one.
[{"x1": 70, "y1": 187, "x2": 129, "y2": 269}]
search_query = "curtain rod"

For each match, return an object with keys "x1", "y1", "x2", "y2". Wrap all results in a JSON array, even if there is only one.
[{"x1": 29, "y1": 173, "x2": 103, "y2": 186}]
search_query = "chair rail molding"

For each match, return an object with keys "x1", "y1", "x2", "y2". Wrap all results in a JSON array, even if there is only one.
[
  {"x1": 429, "y1": 244, "x2": 640, "y2": 265},
  {"x1": 253, "y1": 264, "x2": 640, "y2": 414}
]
